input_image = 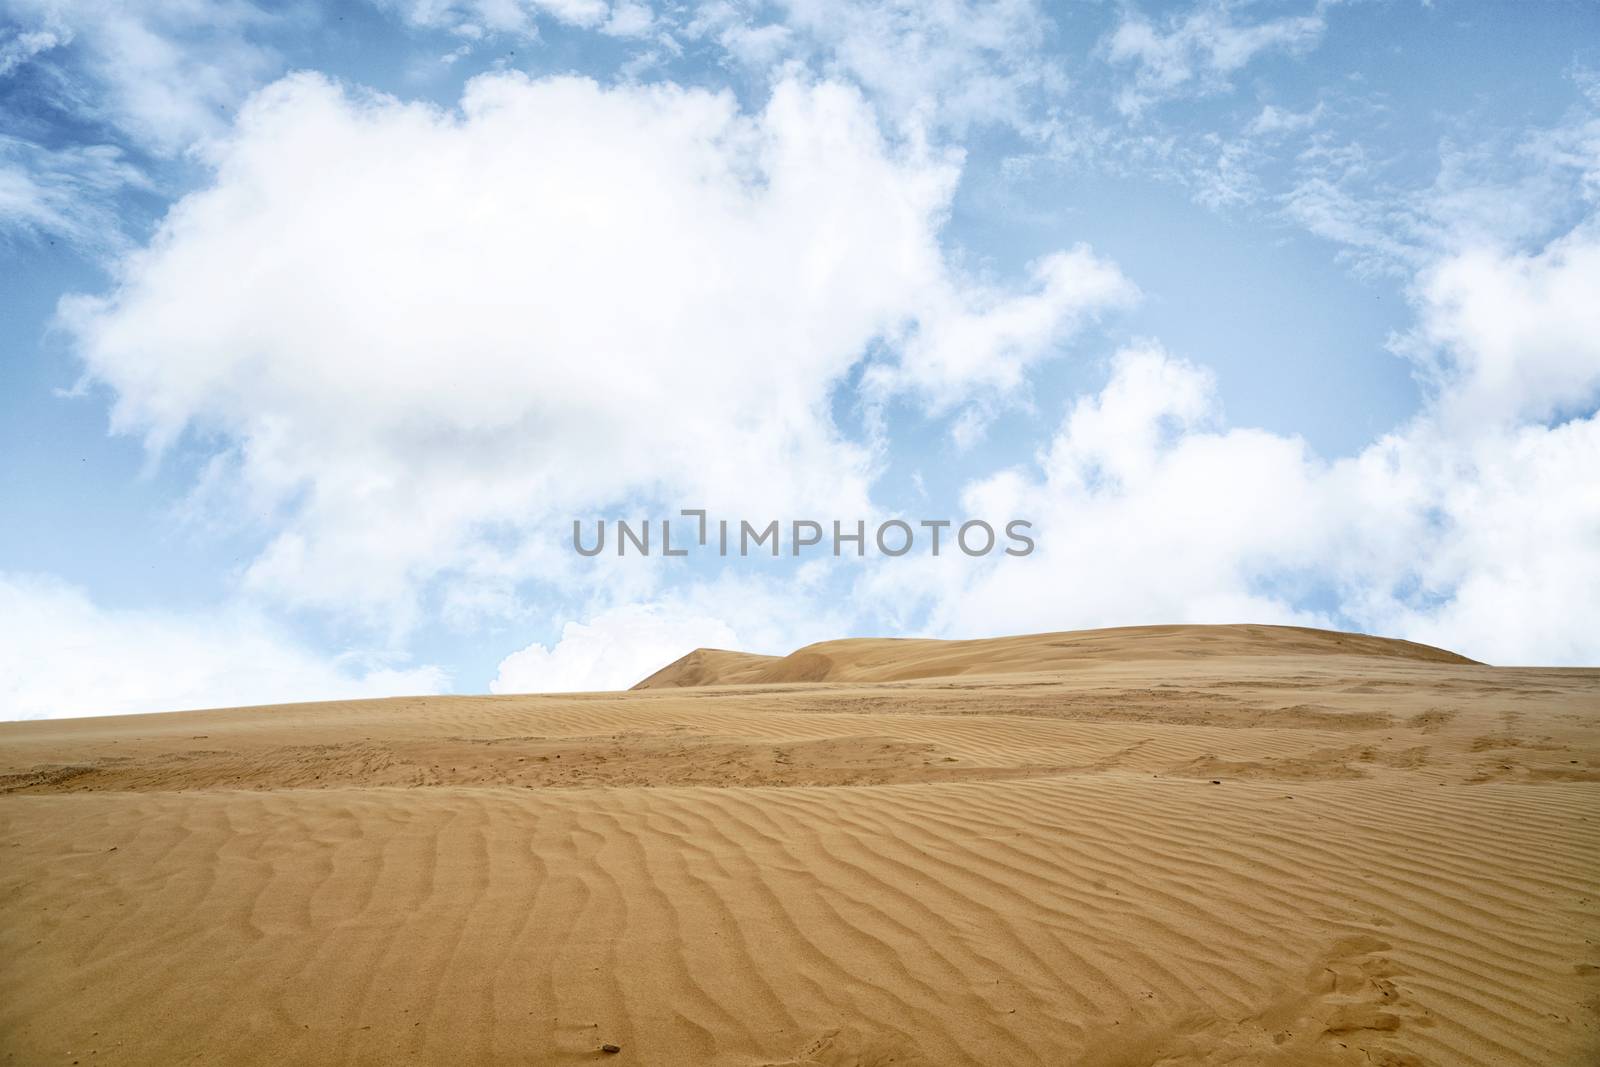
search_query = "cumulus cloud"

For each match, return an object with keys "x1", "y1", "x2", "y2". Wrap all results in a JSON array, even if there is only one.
[
  {"x1": 19, "y1": 0, "x2": 1597, "y2": 715},
  {"x1": 868, "y1": 246, "x2": 1137, "y2": 417},
  {"x1": 870, "y1": 97, "x2": 1600, "y2": 666},
  {"x1": 60, "y1": 70, "x2": 1128, "y2": 628},
  {"x1": 546, "y1": 242, "x2": 1600, "y2": 669},
  {"x1": 0, "y1": 573, "x2": 448, "y2": 720},
  {"x1": 877, "y1": 219, "x2": 1600, "y2": 666},
  {"x1": 1106, "y1": 1, "x2": 1328, "y2": 116},
  {"x1": 860, "y1": 344, "x2": 1335, "y2": 638},
  {"x1": 1397, "y1": 223, "x2": 1600, "y2": 429},
  {"x1": 1341, "y1": 415, "x2": 1600, "y2": 667}
]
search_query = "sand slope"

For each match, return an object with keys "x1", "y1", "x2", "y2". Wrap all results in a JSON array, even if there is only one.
[
  {"x1": 2, "y1": 625, "x2": 1597, "y2": 1065},
  {"x1": 631, "y1": 624, "x2": 1479, "y2": 689}
]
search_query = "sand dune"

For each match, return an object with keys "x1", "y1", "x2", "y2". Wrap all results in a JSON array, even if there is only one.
[
  {"x1": 632, "y1": 624, "x2": 1480, "y2": 689},
  {"x1": 2, "y1": 625, "x2": 1597, "y2": 1065}
]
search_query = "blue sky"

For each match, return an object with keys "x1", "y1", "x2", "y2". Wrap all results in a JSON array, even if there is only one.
[{"x1": 3, "y1": 0, "x2": 1598, "y2": 718}]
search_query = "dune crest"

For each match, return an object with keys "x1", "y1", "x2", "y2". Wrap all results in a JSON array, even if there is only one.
[{"x1": 632, "y1": 623, "x2": 1479, "y2": 690}]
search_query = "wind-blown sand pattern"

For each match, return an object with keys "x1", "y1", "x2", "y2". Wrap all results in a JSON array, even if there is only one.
[{"x1": 2, "y1": 624, "x2": 1597, "y2": 1065}]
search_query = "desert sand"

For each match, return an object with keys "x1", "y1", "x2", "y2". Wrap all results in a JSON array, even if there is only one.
[{"x1": 2, "y1": 623, "x2": 1597, "y2": 1065}]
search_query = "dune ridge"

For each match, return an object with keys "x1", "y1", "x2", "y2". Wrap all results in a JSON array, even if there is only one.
[
  {"x1": 630, "y1": 624, "x2": 1480, "y2": 690},
  {"x1": 2, "y1": 624, "x2": 1596, "y2": 1066}
]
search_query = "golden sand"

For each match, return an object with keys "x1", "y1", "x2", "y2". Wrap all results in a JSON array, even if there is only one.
[{"x1": 2, "y1": 624, "x2": 1597, "y2": 1065}]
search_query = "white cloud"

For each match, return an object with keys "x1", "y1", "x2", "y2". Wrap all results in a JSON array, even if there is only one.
[
  {"x1": 0, "y1": 23, "x2": 63, "y2": 76},
  {"x1": 685, "y1": 0, "x2": 1064, "y2": 135},
  {"x1": 1245, "y1": 102, "x2": 1321, "y2": 137},
  {"x1": 61, "y1": 70, "x2": 1126, "y2": 628},
  {"x1": 1283, "y1": 92, "x2": 1600, "y2": 277},
  {"x1": 1398, "y1": 223, "x2": 1600, "y2": 429},
  {"x1": 866, "y1": 244, "x2": 1137, "y2": 416},
  {"x1": 490, "y1": 565, "x2": 861, "y2": 691},
  {"x1": 1340, "y1": 415, "x2": 1600, "y2": 667},
  {"x1": 602, "y1": 0, "x2": 653, "y2": 37},
  {"x1": 0, "y1": 573, "x2": 448, "y2": 721},
  {"x1": 861, "y1": 344, "x2": 1335, "y2": 638},
  {"x1": 0, "y1": 0, "x2": 280, "y2": 249},
  {"x1": 878, "y1": 101, "x2": 1600, "y2": 668},
  {"x1": 504, "y1": 253, "x2": 1600, "y2": 671},
  {"x1": 878, "y1": 228, "x2": 1600, "y2": 666},
  {"x1": 375, "y1": 0, "x2": 615, "y2": 37},
  {"x1": 0, "y1": 137, "x2": 148, "y2": 248},
  {"x1": 1281, "y1": 170, "x2": 1416, "y2": 278},
  {"x1": 375, "y1": 0, "x2": 655, "y2": 39},
  {"x1": 491, "y1": 603, "x2": 738, "y2": 692},
  {"x1": 1106, "y1": 1, "x2": 1328, "y2": 116},
  {"x1": 1, "y1": 0, "x2": 278, "y2": 154}
]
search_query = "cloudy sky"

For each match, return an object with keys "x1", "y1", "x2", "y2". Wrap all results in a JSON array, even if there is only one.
[{"x1": 2, "y1": 0, "x2": 1598, "y2": 719}]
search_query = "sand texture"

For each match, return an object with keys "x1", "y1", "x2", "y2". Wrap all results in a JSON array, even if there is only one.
[{"x1": 2, "y1": 624, "x2": 1597, "y2": 1065}]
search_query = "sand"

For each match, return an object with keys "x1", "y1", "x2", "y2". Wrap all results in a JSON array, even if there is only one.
[{"x1": 1, "y1": 623, "x2": 1597, "y2": 1065}]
